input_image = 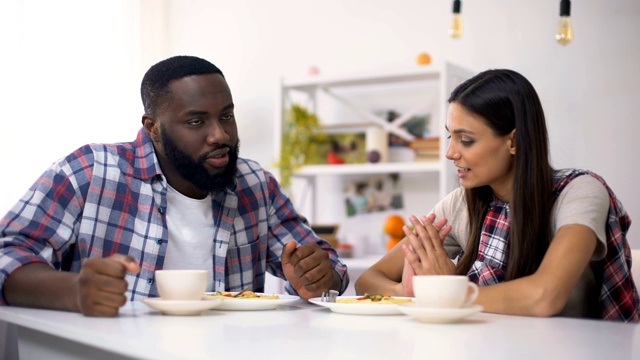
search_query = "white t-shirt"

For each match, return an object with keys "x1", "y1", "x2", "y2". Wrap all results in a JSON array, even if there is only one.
[{"x1": 163, "y1": 185, "x2": 215, "y2": 290}]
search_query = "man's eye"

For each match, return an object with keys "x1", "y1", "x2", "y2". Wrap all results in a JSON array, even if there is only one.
[
  {"x1": 221, "y1": 114, "x2": 235, "y2": 122},
  {"x1": 187, "y1": 119, "x2": 203, "y2": 126}
]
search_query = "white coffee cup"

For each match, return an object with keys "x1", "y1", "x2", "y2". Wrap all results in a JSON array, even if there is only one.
[
  {"x1": 412, "y1": 275, "x2": 479, "y2": 308},
  {"x1": 155, "y1": 270, "x2": 208, "y2": 301}
]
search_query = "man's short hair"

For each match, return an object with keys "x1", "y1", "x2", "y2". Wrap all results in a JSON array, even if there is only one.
[{"x1": 141, "y1": 55, "x2": 224, "y2": 116}]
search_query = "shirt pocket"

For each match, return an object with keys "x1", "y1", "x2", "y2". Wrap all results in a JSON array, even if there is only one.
[{"x1": 225, "y1": 235, "x2": 268, "y2": 291}]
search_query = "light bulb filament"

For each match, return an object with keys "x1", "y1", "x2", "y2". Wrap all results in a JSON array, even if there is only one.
[
  {"x1": 449, "y1": 0, "x2": 463, "y2": 39},
  {"x1": 556, "y1": 17, "x2": 573, "y2": 45},
  {"x1": 450, "y1": 14, "x2": 463, "y2": 39},
  {"x1": 556, "y1": 0, "x2": 573, "y2": 46}
]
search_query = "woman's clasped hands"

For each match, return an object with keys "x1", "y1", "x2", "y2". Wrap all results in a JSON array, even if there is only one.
[{"x1": 401, "y1": 214, "x2": 455, "y2": 297}]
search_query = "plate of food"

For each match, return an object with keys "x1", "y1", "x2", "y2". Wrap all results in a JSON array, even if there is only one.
[
  {"x1": 308, "y1": 293, "x2": 414, "y2": 315},
  {"x1": 203, "y1": 290, "x2": 300, "y2": 311}
]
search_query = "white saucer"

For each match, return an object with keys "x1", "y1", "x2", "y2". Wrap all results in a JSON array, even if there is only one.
[
  {"x1": 142, "y1": 298, "x2": 222, "y2": 316},
  {"x1": 397, "y1": 303, "x2": 483, "y2": 323}
]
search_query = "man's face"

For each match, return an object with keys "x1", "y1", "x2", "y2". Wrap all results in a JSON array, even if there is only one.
[
  {"x1": 161, "y1": 125, "x2": 239, "y2": 193},
  {"x1": 147, "y1": 73, "x2": 240, "y2": 196}
]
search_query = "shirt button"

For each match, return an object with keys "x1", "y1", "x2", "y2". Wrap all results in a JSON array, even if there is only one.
[
  {"x1": 147, "y1": 278, "x2": 154, "y2": 285},
  {"x1": 158, "y1": 207, "x2": 165, "y2": 214},
  {"x1": 156, "y1": 239, "x2": 163, "y2": 245}
]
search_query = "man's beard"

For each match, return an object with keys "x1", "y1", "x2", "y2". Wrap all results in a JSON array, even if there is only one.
[{"x1": 160, "y1": 128, "x2": 239, "y2": 193}]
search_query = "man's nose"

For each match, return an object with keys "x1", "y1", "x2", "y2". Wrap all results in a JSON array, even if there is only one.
[{"x1": 206, "y1": 121, "x2": 229, "y2": 144}]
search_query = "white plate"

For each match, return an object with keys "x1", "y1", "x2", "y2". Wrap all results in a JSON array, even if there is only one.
[
  {"x1": 142, "y1": 298, "x2": 222, "y2": 316},
  {"x1": 204, "y1": 293, "x2": 300, "y2": 311},
  {"x1": 397, "y1": 303, "x2": 483, "y2": 323},
  {"x1": 308, "y1": 296, "x2": 415, "y2": 315}
]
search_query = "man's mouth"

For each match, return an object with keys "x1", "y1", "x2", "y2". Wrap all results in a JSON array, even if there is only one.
[
  {"x1": 200, "y1": 146, "x2": 230, "y2": 161},
  {"x1": 207, "y1": 147, "x2": 229, "y2": 158},
  {"x1": 201, "y1": 146, "x2": 231, "y2": 168}
]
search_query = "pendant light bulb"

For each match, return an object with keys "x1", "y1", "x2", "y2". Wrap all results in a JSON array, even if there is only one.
[
  {"x1": 449, "y1": 0, "x2": 463, "y2": 39},
  {"x1": 555, "y1": 0, "x2": 573, "y2": 46}
]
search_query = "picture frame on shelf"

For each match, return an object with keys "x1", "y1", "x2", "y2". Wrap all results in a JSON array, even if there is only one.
[
  {"x1": 306, "y1": 132, "x2": 367, "y2": 166},
  {"x1": 344, "y1": 174, "x2": 403, "y2": 218}
]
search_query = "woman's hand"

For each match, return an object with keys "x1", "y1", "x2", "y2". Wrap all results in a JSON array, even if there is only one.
[
  {"x1": 402, "y1": 214, "x2": 456, "y2": 279},
  {"x1": 401, "y1": 258, "x2": 417, "y2": 296}
]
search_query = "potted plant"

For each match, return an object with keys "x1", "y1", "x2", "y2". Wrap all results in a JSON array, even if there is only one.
[{"x1": 278, "y1": 104, "x2": 327, "y2": 188}]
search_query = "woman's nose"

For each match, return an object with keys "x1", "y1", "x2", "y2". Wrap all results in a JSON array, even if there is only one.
[{"x1": 445, "y1": 141, "x2": 458, "y2": 161}]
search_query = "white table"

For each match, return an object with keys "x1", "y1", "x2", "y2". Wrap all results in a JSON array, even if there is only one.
[{"x1": 0, "y1": 300, "x2": 638, "y2": 360}]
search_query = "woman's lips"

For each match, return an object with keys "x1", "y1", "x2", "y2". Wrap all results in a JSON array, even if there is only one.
[{"x1": 457, "y1": 167, "x2": 469, "y2": 178}]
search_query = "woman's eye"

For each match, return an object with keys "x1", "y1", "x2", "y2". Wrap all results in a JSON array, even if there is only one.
[{"x1": 461, "y1": 139, "x2": 474, "y2": 146}]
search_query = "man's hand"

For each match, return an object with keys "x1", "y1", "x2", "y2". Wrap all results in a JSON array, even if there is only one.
[
  {"x1": 280, "y1": 241, "x2": 340, "y2": 300},
  {"x1": 74, "y1": 254, "x2": 140, "y2": 317}
]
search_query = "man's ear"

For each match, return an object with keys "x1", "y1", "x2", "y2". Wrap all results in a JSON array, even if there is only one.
[
  {"x1": 509, "y1": 129, "x2": 516, "y2": 155},
  {"x1": 142, "y1": 115, "x2": 160, "y2": 143}
]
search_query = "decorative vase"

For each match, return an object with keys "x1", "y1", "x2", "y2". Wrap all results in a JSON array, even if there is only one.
[{"x1": 365, "y1": 127, "x2": 389, "y2": 163}]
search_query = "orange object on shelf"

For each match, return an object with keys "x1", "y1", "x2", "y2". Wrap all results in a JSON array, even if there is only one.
[
  {"x1": 417, "y1": 52, "x2": 432, "y2": 66},
  {"x1": 384, "y1": 214, "x2": 406, "y2": 252},
  {"x1": 386, "y1": 237, "x2": 402, "y2": 252},
  {"x1": 384, "y1": 215, "x2": 405, "y2": 238}
]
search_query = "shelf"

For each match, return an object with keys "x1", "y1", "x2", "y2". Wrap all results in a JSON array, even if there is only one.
[
  {"x1": 282, "y1": 67, "x2": 442, "y2": 91},
  {"x1": 276, "y1": 63, "x2": 474, "y2": 223},
  {"x1": 292, "y1": 161, "x2": 441, "y2": 177}
]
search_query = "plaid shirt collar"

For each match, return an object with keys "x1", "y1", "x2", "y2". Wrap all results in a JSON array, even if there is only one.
[{"x1": 124, "y1": 128, "x2": 163, "y2": 181}]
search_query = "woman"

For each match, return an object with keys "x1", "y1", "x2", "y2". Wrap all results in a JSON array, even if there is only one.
[{"x1": 355, "y1": 69, "x2": 639, "y2": 322}]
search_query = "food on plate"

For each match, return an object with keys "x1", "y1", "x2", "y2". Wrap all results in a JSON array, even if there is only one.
[
  {"x1": 204, "y1": 291, "x2": 280, "y2": 300},
  {"x1": 337, "y1": 293, "x2": 412, "y2": 304}
]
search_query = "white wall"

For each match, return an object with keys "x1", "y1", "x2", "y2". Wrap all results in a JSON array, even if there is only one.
[
  {"x1": 0, "y1": 0, "x2": 143, "y2": 213},
  {"x1": 1, "y1": 0, "x2": 639, "y2": 247},
  {"x1": 162, "y1": 0, "x2": 640, "y2": 247}
]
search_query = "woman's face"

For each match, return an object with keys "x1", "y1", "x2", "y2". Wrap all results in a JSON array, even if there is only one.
[{"x1": 445, "y1": 102, "x2": 516, "y2": 202}]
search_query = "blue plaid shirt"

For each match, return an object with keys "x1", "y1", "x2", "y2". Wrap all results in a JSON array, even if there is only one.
[{"x1": 0, "y1": 128, "x2": 349, "y2": 303}]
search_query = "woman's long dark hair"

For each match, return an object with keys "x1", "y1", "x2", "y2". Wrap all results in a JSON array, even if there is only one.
[{"x1": 450, "y1": 69, "x2": 554, "y2": 281}]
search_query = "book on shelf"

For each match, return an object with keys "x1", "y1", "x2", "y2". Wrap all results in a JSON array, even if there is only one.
[
  {"x1": 413, "y1": 153, "x2": 439, "y2": 162},
  {"x1": 410, "y1": 137, "x2": 440, "y2": 162}
]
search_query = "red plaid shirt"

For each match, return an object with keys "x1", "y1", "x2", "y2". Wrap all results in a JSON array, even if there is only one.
[{"x1": 466, "y1": 169, "x2": 638, "y2": 322}]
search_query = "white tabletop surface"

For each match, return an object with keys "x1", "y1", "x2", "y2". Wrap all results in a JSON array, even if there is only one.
[{"x1": 0, "y1": 299, "x2": 639, "y2": 360}]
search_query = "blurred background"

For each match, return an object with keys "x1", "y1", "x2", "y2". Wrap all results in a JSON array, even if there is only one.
[{"x1": 0, "y1": 0, "x2": 638, "y2": 248}]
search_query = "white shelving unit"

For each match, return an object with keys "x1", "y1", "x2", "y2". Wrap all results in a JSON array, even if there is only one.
[
  {"x1": 270, "y1": 63, "x2": 474, "y2": 295},
  {"x1": 275, "y1": 62, "x2": 474, "y2": 223}
]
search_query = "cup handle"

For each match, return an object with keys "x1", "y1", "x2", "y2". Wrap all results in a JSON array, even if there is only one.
[{"x1": 462, "y1": 282, "x2": 479, "y2": 306}]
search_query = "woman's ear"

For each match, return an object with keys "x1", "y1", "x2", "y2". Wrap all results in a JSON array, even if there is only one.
[{"x1": 509, "y1": 129, "x2": 516, "y2": 155}]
